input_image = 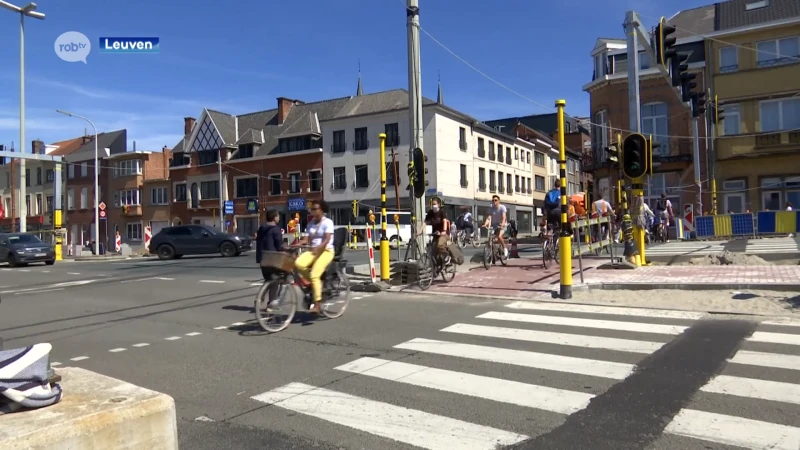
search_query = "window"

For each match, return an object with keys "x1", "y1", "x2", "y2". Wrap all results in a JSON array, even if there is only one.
[
  {"x1": 592, "y1": 109, "x2": 609, "y2": 157},
  {"x1": 719, "y1": 46, "x2": 738, "y2": 72},
  {"x1": 127, "y1": 222, "x2": 143, "y2": 241},
  {"x1": 333, "y1": 167, "x2": 347, "y2": 190},
  {"x1": 190, "y1": 115, "x2": 223, "y2": 151},
  {"x1": 236, "y1": 177, "x2": 258, "y2": 198},
  {"x1": 515, "y1": 175, "x2": 520, "y2": 192},
  {"x1": 722, "y1": 103, "x2": 740, "y2": 135},
  {"x1": 489, "y1": 170, "x2": 496, "y2": 192},
  {"x1": 309, "y1": 170, "x2": 322, "y2": 192},
  {"x1": 514, "y1": 148, "x2": 519, "y2": 160},
  {"x1": 497, "y1": 146, "x2": 504, "y2": 162},
  {"x1": 489, "y1": 142, "x2": 495, "y2": 159},
  {"x1": 594, "y1": 52, "x2": 607, "y2": 79},
  {"x1": 355, "y1": 165, "x2": 369, "y2": 188},
  {"x1": 534, "y1": 151, "x2": 545, "y2": 166},
  {"x1": 520, "y1": 177, "x2": 525, "y2": 193},
  {"x1": 498, "y1": 171, "x2": 504, "y2": 192},
  {"x1": 151, "y1": 187, "x2": 169, "y2": 205},
  {"x1": 506, "y1": 174, "x2": 512, "y2": 194},
  {"x1": 535, "y1": 175, "x2": 545, "y2": 192},
  {"x1": 25, "y1": 195, "x2": 30, "y2": 214},
  {"x1": 386, "y1": 162, "x2": 400, "y2": 186},
  {"x1": 757, "y1": 36, "x2": 799, "y2": 68},
  {"x1": 25, "y1": 169, "x2": 29, "y2": 187},
  {"x1": 478, "y1": 168, "x2": 486, "y2": 190},
  {"x1": 289, "y1": 173, "x2": 301, "y2": 193},
  {"x1": 385, "y1": 123, "x2": 400, "y2": 146},
  {"x1": 36, "y1": 168, "x2": 42, "y2": 185},
  {"x1": 235, "y1": 144, "x2": 254, "y2": 159},
  {"x1": 759, "y1": 97, "x2": 800, "y2": 132},
  {"x1": 175, "y1": 184, "x2": 187, "y2": 202},
  {"x1": 639, "y1": 51, "x2": 650, "y2": 70},
  {"x1": 46, "y1": 169, "x2": 54, "y2": 182},
  {"x1": 723, "y1": 179, "x2": 746, "y2": 213},
  {"x1": 269, "y1": 175, "x2": 281, "y2": 195},
  {"x1": 81, "y1": 162, "x2": 88, "y2": 177},
  {"x1": 354, "y1": 127, "x2": 368, "y2": 150},
  {"x1": 505, "y1": 147, "x2": 511, "y2": 164},
  {"x1": 460, "y1": 164, "x2": 467, "y2": 187},
  {"x1": 67, "y1": 164, "x2": 74, "y2": 179},
  {"x1": 567, "y1": 159, "x2": 576, "y2": 174},
  {"x1": 35, "y1": 194, "x2": 42, "y2": 214},
  {"x1": 119, "y1": 189, "x2": 141, "y2": 206},
  {"x1": 80, "y1": 187, "x2": 88, "y2": 209},
  {"x1": 197, "y1": 151, "x2": 217, "y2": 166},
  {"x1": 641, "y1": 102, "x2": 669, "y2": 156},
  {"x1": 332, "y1": 130, "x2": 346, "y2": 153},
  {"x1": 459, "y1": 127, "x2": 467, "y2": 151},
  {"x1": 46, "y1": 196, "x2": 53, "y2": 212},
  {"x1": 477, "y1": 138, "x2": 485, "y2": 158},
  {"x1": 200, "y1": 181, "x2": 219, "y2": 199},
  {"x1": 114, "y1": 159, "x2": 142, "y2": 177},
  {"x1": 527, "y1": 177, "x2": 532, "y2": 193},
  {"x1": 759, "y1": 176, "x2": 800, "y2": 211}
]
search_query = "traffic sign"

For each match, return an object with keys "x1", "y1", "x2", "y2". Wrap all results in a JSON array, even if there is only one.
[
  {"x1": 99, "y1": 210, "x2": 107, "y2": 219},
  {"x1": 224, "y1": 200, "x2": 234, "y2": 215},
  {"x1": 98, "y1": 202, "x2": 106, "y2": 211}
]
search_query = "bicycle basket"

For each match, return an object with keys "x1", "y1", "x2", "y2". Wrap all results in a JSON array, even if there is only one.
[{"x1": 259, "y1": 251, "x2": 295, "y2": 272}]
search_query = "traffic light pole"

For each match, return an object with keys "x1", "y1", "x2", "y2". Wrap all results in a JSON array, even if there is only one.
[
  {"x1": 406, "y1": 0, "x2": 425, "y2": 260},
  {"x1": 692, "y1": 116, "x2": 703, "y2": 217},
  {"x1": 378, "y1": 133, "x2": 390, "y2": 282}
]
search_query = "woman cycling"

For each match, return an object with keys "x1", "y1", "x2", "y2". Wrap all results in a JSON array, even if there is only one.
[{"x1": 294, "y1": 200, "x2": 335, "y2": 314}]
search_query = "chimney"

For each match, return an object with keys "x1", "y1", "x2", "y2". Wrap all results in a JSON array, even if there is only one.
[
  {"x1": 82, "y1": 135, "x2": 92, "y2": 145},
  {"x1": 184, "y1": 117, "x2": 196, "y2": 136},
  {"x1": 277, "y1": 97, "x2": 294, "y2": 125},
  {"x1": 31, "y1": 139, "x2": 44, "y2": 154},
  {"x1": 133, "y1": 140, "x2": 137, "y2": 152}
]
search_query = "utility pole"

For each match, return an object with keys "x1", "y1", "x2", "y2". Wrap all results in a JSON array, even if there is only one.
[
  {"x1": 406, "y1": 0, "x2": 424, "y2": 258},
  {"x1": 624, "y1": 10, "x2": 647, "y2": 265},
  {"x1": 692, "y1": 115, "x2": 702, "y2": 215},
  {"x1": 391, "y1": 147, "x2": 402, "y2": 261},
  {"x1": 217, "y1": 151, "x2": 224, "y2": 230}
]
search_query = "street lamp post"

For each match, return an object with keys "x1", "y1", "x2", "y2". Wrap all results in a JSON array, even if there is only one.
[
  {"x1": 56, "y1": 110, "x2": 99, "y2": 254},
  {"x1": 0, "y1": 1, "x2": 45, "y2": 233}
]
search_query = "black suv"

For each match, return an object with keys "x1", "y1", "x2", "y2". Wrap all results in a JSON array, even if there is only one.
[{"x1": 150, "y1": 225, "x2": 251, "y2": 260}]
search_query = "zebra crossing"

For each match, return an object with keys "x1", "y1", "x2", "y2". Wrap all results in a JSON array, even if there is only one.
[
  {"x1": 644, "y1": 236, "x2": 799, "y2": 256},
  {"x1": 251, "y1": 301, "x2": 800, "y2": 450}
]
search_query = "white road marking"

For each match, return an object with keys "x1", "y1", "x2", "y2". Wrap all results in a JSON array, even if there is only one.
[
  {"x1": 41, "y1": 270, "x2": 50, "y2": 273},
  {"x1": 761, "y1": 318, "x2": 800, "y2": 327},
  {"x1": 230, "y1": 322, "x2": 246, "y2": 326},
  {"x1": 164, "y1": 336, "x2": 182, "y2": 341},
  {"x1": 394, "y1": 338, "x2": 633, "y2": 380},
  {"x1": 67, "y1": 272, "x2": 80, "y2": 275},
  {"x1": 18, "y1": 269, "x2": 30, "y2": 272},
  {"x1": 504, "y1": 301, "x2": 705, "y2": 320},
  {"x1": 109, "y1": 348, "x2": 126, "y2": 353},
  {"x1": 15, "y1": 288, "x2": 64, "y2": 295},
  {"x1": 352, "y1": 296, "x2": 363, "y2": 300},
  {"x1": 701, "y1": 375, "x2": 800, "y2": 405},
  {"x1": 155, "y1": 277, "x2": 175, "y2": 280},
  {"x1": 199, "y1": 280, "x2": 225, "y2": 284},
  {"x1": 1, "y1": 268, "x2": 10, "y2": 271},
  {"x1": 747, "y1": 331, "x2": 800, "y2": 346},
  {"x1": 132, "y1": 343, "x2": 150, "y2": 348},
  {"x1": 729, "y1": 350, "x2": 800, "y2": 371},
  {"x1": 251, "y1": 382, "x2": 529, "y2": 450},
  {"x1": 195, "y1": 415, "x2": 215, "y2": 422},
  {"x1": 336, "y1": 357, "x2": 593, "y2": 415},
  {"x1": 664, "y1": 409, "x2": 800, "y2": 450},
  {"x1": 121, "y1": 276, "x2": 175, "y2": 283},
  {"x1": 477, "y1": 311, "x2": 686, "y2": 335},
  {"x1": 441, "y1": 323, "x2": 663, "y2": 354},
  {"x1": 213, "y1": 326, "x2": 229, "y2": 330},
  {"x1": 70, "y1": 356, "x2": 89, "y2": 362},
  {"x1": 51, "y1": 362, "x2": 62, "y2": 367},
  {"x1": 250, "y1": 283, "x2": 262, "y2": 286},
  {"x1": 186, "y1": 332, "x2": 202, "y2": 336}
]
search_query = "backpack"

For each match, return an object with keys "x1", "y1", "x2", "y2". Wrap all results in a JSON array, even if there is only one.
[
  {"x1": 656, "y1": 198, "x2": 667, "y2": 211},
  {"x1": 545, "y1": 190, "x2": 560, "y2": 208},
  {"x1": 455, "y1": 213, "x2": 466, "y2": 229}
]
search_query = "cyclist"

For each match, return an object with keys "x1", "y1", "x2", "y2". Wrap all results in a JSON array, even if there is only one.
[
  {"x1": 455, "y1": 207, "x2": 474, "y2": 240},
  {"x1": 655, "y1": 193, "x2": 674, "y2": 242},
  {"x1": 482, "y1": 195, "x2": 508, "y2": 258},
  {"x1": 423, "y1": 198, "x2": 449, "y2": 263},
  {"x1": 256, "y1": 209, "x2": 284, "y2": 305},
  {"x1": 294, "y1": 199, "x2": 335, "y2": 314},
  {"x1": 544, "y1": 180, "x2": 562, "y2": 234}
]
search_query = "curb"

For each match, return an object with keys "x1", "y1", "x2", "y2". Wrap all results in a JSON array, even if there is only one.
[
  {"x1": 591, "y1": 282, "x2": 800, "y2": 292},
  {"x1": 72, "y1": 256, "x2": 142, "y2": 262}
]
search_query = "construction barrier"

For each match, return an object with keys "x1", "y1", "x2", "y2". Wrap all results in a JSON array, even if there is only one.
[
  {"x1": 757, "y1": 210, "x2": 800, "y2": 235},
  {"x1": 695, "y1": 213, "x2": 756, "y2": 239},
  {"x1": 144, "y1": 226, "x2": 152, "y2": 253},
  {"x1": 364, "y1": 226, "x2": 376, "y2": 282},
  {"x1": 572, "y1": 215, "x2": 613, "y2": 254}
]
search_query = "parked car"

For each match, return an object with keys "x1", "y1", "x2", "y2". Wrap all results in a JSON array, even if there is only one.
[
  {"x1": 150, "y1": 225, "x2": 252, "y2": 260},
  {"x1": 0, "y1": 233, "x2": 56, "y2": 267}
]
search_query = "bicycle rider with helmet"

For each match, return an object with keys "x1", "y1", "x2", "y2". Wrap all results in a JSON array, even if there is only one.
[{"x1": 544, "y1": 179, "x2": 562, "y2": 234}]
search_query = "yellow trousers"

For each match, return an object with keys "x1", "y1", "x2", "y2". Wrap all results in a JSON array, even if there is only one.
[{"x1": 294, "y1": 249, "x2": 335, "y2": 302}]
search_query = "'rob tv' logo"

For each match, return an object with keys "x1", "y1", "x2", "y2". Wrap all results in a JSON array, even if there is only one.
[{"x1": 54, "y1": 31, "x2": 91, "y2": 63}]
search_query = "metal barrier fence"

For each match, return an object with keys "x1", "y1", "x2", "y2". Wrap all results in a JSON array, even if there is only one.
[
  {"x1": 690, "y1": 210, "x2": 798, "y2": 239},
  {"x1": 757, "y1": 210, "x2": 800, "y2": 235}
]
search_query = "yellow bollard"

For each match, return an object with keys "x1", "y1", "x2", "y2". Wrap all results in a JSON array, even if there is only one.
[
  {"x1": 556, "y1": 99, "x2": 573, "y2": 299},
  {"x1": 54, "y1": 210, "x2": 63, "y2": 261},
  {"x1": 378, "y1": 133, "x2": 391, "y2": 281}
]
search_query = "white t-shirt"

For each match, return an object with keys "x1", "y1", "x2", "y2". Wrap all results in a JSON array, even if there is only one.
[{"x1": 306, "y1": 217, "x2": 334, "y2": 250}]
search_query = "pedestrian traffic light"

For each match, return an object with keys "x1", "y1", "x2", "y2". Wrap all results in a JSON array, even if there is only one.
[
  {"x1": 409, "y1": 147, "x2": 428, "y2": 199},
  {"x1": 712, "y1": 94, "x2": 724, "y2": 125},
  {"x1": 622, "y1": 133, "x2": 649, "y2": 179},
  {"x1": 691, "y1": 92, "x2": 707, "y2": 117},
  {"x1": 604, "y1": 143, "x2": 620, "y2": 167},
  {"x1": 655, "y1": 17, "x2": 677, "y2": 67}
]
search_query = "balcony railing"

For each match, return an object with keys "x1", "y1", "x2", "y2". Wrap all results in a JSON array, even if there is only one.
[{"x1": 755, "y1": 131, "x2": 800, "y2": 149}]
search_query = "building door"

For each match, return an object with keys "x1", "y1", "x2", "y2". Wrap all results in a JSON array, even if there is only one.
[
  {"x1": 724, "y1": 194, "x2": 745, "y2": 214},
  {"x1": 150, "y1": 220, "x2": 169, "y2": 236}
]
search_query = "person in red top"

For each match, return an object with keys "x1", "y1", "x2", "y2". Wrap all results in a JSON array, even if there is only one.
[{"x1": 422, "y1": 199, "x2": 449, "y2": 263}]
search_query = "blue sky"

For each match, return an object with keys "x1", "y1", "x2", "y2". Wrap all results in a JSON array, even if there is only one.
[{"x1": 0, "y1": 0, "x2": 710, "y2": 153}]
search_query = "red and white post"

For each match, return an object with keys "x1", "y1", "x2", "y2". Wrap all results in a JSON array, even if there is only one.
[
  {"x1": 365, "y1": 226, "x2": 376, "y2": 283},
  {"x1": 144, "y1": 226, "x2": 152, "y2": 253}
]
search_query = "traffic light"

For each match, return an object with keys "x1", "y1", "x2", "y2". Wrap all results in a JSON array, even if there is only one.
[
  {"x1": 691, "y1": 92, "x2": 707, "y2": 117},
  {"x1": 604, "y1": 143, "x2": 620, "y2": 167},
  {"x1": 670, "y1": 53, "x2": 689, "y2": 88},
  {"x1": 655, "y1": 17, "x2": 677, "y2": 67},
  {"x1": 409, "y1": 147, "x2": 428, "y2": 199},
  {"x1": 622, "y1": 133, "x2": 649, "y2": 179},
  {"x1": 712, "y1": 94, "x2": 724, "y2": 125}
]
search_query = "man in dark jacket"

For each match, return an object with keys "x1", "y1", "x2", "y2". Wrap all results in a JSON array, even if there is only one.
[{"x1": 256, "y1": 210, "x2": 285, "y2": 306}]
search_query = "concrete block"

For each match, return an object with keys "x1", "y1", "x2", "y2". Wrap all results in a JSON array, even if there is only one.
[{"x1": 0, "y1": 367, "x2": 178, "y2": 450}]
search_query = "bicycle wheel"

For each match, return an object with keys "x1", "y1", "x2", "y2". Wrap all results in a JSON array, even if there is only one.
[
  {"x1": 553, "y1": 238, "x2": 561, "y2": 266},
  {"x1": 471, "y1": 230, "x2": 481, "y2": 248},
  {"x1": 417, "y1": 252, "x2": 434, "y2": 290},
  {"x1": 441, "y1": 259, "x2": 456, "y2": 282},
  {"x1": 542, "y1": 240, "x2": 550, "y2": 269},
  {"x1": 498, "y1": 242, "x2": 508, "y2": 266},
  {"x1": 255, "y1": 279, "x2": 297, "y2": 333},
  {"x1": 321, "y1": 269, "x2": 349, "y2": 319}
]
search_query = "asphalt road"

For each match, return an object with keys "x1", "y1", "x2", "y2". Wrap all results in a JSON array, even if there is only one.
[{"x1": 1, "y1": 272, "x2": 798, "y2": 449}]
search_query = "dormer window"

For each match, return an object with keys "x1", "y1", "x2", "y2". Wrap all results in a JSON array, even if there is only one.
[
  {"x1": 594, "y1": 52, "x2": 607, "y2": 79},
  {"x1": 745, "y1": 0, "x2": 768, "y2": 10},
  {"x1": 235, "y1": 144, "x2": 254, "y2": 159}
]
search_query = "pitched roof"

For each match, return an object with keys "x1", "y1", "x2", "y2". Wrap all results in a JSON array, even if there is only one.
[
  {"x1": 67, "y1": 130, "x2": 127, "y2": 158},
  {"x1": 715, "y1": 0, "x2": 800, "y2": 30},
  {"x1": 47, "y1": 137, "x2": 84, "y2": 156},
  {"x1": 671, "y1": 4, "x2": 716, "y2": 39}
]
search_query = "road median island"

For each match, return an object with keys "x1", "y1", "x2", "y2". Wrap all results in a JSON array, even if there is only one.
[{"x1": 0, "y1": 367, "x2": 178, "y2": 450}]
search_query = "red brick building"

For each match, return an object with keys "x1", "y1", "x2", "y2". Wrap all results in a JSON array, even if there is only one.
[
  {"x1": 582, "y1": 7, "x2": 711, "y2": 220},
  {"x1": 168, "y1": 96, "x2": 348, "y2": 236}
]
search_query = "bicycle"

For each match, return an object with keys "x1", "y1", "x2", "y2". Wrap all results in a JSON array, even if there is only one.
[
  {"x1": 455, "y1": 226, "x2": 481, "y2": 249},
  {"x1": 422, "y1": 233, "x2": 456, "y2": 287},
  {"x1": 481, "y1": 226, "x2": 508, "y2": 270},
  {"x1": 254, "y1": 246, "x2": 350, "y2": 333},
  {"x1": 542, "y1": 223, "x2": 560, "y2": 269}
]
